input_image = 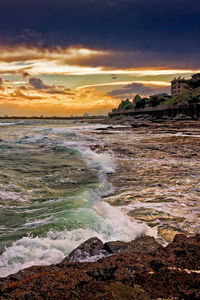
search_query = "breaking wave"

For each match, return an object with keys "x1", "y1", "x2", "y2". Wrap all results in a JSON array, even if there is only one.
[{"x1": 0, "y1": 120, "x2": 146, "y2": 278}]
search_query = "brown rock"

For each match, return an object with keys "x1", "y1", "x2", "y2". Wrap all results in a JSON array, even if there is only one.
[
  {"x1": 65, "y1": 237, "x2": 108, "y2": 263},
  {"x1": 1, "y1": 234, "x2": 200, "y2": 299},
  {"x1": 104, "y1": 236, "x2": 162, "y2": 254}
]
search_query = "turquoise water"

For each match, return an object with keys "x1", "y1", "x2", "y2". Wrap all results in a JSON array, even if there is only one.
[{"x1": 0, "y1": 120, "x2": 145, "y2": 277}]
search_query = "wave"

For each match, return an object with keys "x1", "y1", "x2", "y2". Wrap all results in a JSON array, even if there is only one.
[
  {"x1": 0, "y1": 201, "x2": 146, "y2": 278},
  {"x1": 0, "y1": 121, "x2": 147, "y2": 278}
]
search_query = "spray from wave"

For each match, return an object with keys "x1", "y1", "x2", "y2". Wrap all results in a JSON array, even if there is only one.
[{"x1": 0, "y1": 121, "x2": 147, "y2": 278}]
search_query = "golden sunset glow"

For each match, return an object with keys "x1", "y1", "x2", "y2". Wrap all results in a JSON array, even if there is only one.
[{"x1": 0, "y1": 45, "x2": 198, "y2": 116}]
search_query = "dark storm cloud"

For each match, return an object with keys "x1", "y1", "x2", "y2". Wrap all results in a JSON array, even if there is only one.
[
  {"x1": 108, "y1": 82, "x2": 170, "y2": 99},
  {"x1": 0, "y1": 0, "x2": 200, "y2": 65},
  {"x1": 108, "y1": 83, "x2": 153, "y2": 96}
]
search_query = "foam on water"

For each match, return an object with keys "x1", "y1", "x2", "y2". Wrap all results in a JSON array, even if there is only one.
[
  {"x1": 0, "y1": 122, "x2": 16, "y2": 126},
  {"x1": 0, "y1": 121, "x2": 25, "y2": 126},
  {"x1": 0, "y1": 201, "x2": 146, "y2": 277},
  {"x1": 0, "y1": 121, "x2": 146, "y2": 278}
]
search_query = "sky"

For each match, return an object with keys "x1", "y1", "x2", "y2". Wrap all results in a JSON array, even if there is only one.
[{"x1": 0, "y1": 0, "x2": 200, "y2": 116}]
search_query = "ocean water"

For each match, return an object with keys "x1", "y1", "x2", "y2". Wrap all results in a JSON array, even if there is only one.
[{"x1": 0, "y1": 120, "x2": 146, "y2": 277}]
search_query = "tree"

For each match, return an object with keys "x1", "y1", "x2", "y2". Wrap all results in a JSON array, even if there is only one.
[
  {"x1": 148, "y1": 96, "x2": 160, "y2": 107},
  {"x1": 133, "y1": 95, "x2": 147, "y2": 108},
  {"x1": 118, "y1": 99, "x2": 134, "y2": 110}
]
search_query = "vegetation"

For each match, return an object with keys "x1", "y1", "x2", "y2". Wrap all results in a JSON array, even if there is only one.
[
  {"x1": 133, "y1": 95, "x2": 147, "y2": 108},
  {"x1": 163, "y1": 87, "x2": 200, "y2": 106},
  {"x1": 112, "y1": 87, "x2": 200, "y2": 113},
  {"x1": 117, "y1": 99, "x2": 134, "y2": 110}
]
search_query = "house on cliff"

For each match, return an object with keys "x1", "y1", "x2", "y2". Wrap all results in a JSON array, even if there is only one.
[
  {"x1": 171, "y1": 77, "x2": 189, "y2": 96},
  {"x1": 171, "y1": 73, "x2": 200, "y2": 96}
]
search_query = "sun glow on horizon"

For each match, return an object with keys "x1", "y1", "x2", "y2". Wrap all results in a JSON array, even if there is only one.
[{"x1": 0, "y1": 45, "x2": 197, "y2": 116}]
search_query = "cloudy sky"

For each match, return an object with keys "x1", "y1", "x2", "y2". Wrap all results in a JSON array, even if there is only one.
[{"x1": 0, "y1": 0, "x2": 199, "y2": 116}]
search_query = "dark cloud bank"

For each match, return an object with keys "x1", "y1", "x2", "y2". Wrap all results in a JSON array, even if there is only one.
[
  {"x1": 108, "y1": 82, "x2": 170, "y2": 99},
  {"x1": 0, "y1": 0, "x2": 200, "y2": 67}
]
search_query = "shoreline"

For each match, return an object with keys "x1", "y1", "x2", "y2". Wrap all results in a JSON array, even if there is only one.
[
  {"x1": 88, "y1": 117, "x2": 200, "y2": 243},
  {"x1": 1, "y1": 118, "x2": 200, "y2": 298},
  {"x1": 1, "y1": 234, "x2": 200, "y2": 299}
]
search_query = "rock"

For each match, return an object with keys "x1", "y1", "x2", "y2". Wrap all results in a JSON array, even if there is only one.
[
  {"x1": 158, "y1": 225, "x2": 183, "y2": 243},
  {"x1": 67, "y1": 237, "x2": 108, "y2": 263},
  {"x1": 131, "y1": 123, "x2": 149, "y2": 128},
  {"x1": 128, "y1": 207, "x2": 185, "y2": 223},
  {"x1": 104, "y1": 241, "x2": 128, "y2": 253},
  {"x1": 127, "y1": 236, "x2": 162, "y2": 253},
  {"x1": 174, "y1": 114, "x2": 192, "y2": 121},
  {"x1": 86, "y1": 266, "x2": 117, "y2": 280},
  {"x1": 104, "y1": 283, "x2": 151, "y2": 300},
  {"x1": 104, "y1": 236, "x2": 162, "y2": 254},
  {"x1": 89, "y1": 144, "x2": 104, "y2": 152},
  {"x1": 95, "y1": 127, "x2": 108, "y2": 130},
  {"x1": 1, "y1": 235, "x2": 200, "y2": 299}
]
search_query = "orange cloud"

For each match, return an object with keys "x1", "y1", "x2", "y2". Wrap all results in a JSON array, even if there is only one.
[{"x1": 0, "y1": 77, "x2": 119, "y2": 116}]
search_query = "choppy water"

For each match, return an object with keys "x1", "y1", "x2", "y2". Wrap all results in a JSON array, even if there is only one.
[{"x1": 0, "y1": 120, "x2": 146, "y2": 277}]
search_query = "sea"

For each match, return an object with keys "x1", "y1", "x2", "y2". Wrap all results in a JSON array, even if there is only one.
[{"x1": 0, "y1": 120, "x2": 145, "y2": 278}]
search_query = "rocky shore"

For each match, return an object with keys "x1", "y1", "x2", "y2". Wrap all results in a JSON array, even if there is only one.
[
  {"x1": 1, "y1": 117, "x2": 200, "y2": 299},
  {"x1": 88, "y1": 117, "x2": 200, "y2": 244},
  {"x1": 1, "y1": 234, "x2": 200, "y2": 299}
]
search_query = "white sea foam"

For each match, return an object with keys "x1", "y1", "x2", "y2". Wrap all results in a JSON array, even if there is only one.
[
  {"x1": 0, "y1": 122, "x2": 146, "y2": 278},
  {"x1": 0, "y1": 122, "x2": 16, "y2": 126},
  {"x1": 0, "y1": 201, "x2": 146, "y2": 278},
  {"x1": 80, "y1": 148, "x2": 116, "y2": 174},
  {"x1": 0, "y1": 190, "x2": 22, "y2": 201}
]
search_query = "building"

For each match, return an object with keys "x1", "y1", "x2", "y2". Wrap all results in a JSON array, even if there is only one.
[
  {"x1": 191, "y1": 73, "x2": 200, "y2": 81},
  {"x1": 171, "y1": 77, "x2": 189, "y2": 96},
  {"x1": 171, "y1": 73, "x2": 200, "y2": 96}
]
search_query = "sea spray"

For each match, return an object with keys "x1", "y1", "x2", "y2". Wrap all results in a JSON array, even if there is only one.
[
  {"x1": 0, "y1": 120, "x2": 146, "y2": 278},
  {"x1": 0, "y1": 203, "x2": 146, "y2": 277}
]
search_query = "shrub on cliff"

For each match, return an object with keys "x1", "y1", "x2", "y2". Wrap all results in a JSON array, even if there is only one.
[
  {"x1": 148, "y1": 96, "x2": 160, "y2": 107},
  {"x1": 117, "y1": 99, "x2": 134, "y2": 110},
  {"x1": 133, "y1": 95, "x2": 147, "y2": 108}
]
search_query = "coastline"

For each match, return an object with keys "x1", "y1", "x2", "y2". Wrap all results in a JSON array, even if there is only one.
[
  {"x1": 88, "y1": 117, "x2": 200, "y2": 243},
  {"x1": 1, "y1": 117, "x2": 200, "y2": 298}
]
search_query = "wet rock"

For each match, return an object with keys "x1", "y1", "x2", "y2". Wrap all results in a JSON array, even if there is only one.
[
  {"x1": 104, "y1": 241, "x2": 128, "y2": 253},
  {"x1": 1, "y1": 234, "x2": 200, "y2": 299},
  {"x1": 158, "y1": 225, "x2": 183, "y2": 242},
  {"x1": 95, "y1": 127, "x2": 108, "y2": 131},
  {"x1": 174, "y1": 113, "x2": 192, "y2": 121},
  {"x1": 128, "y1": 207, "x2": 184, "y2": 223},
  {"x1": 67, "y1": 237, "x2": 108, "y2": 263},
  {"x1": 89, "y1": 144, "x2": 104, "y2": 152},
  {"x1": 127, "y1": 236, "x2": 163, "y2": 253},
  {"x1": 128, "y1": 208, "x2": 163, "y2": 222},
  {"x1": 104, "y1": 236, "x2": 162, "y2": 254},
  {"x1": 131, "y1": 123, "x2": 150, "y2": 128}
]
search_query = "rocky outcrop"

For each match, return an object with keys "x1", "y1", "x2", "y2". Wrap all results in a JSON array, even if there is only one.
[
  {"x1": 1, "y1": 234, "x2": 200, "y2": 299},
  {"x1": 64, "y1": 237, "x2": 109, "y2": 263},
  {"x1": 104, "y1": 236, "x2": 162, "y2": 254}
]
